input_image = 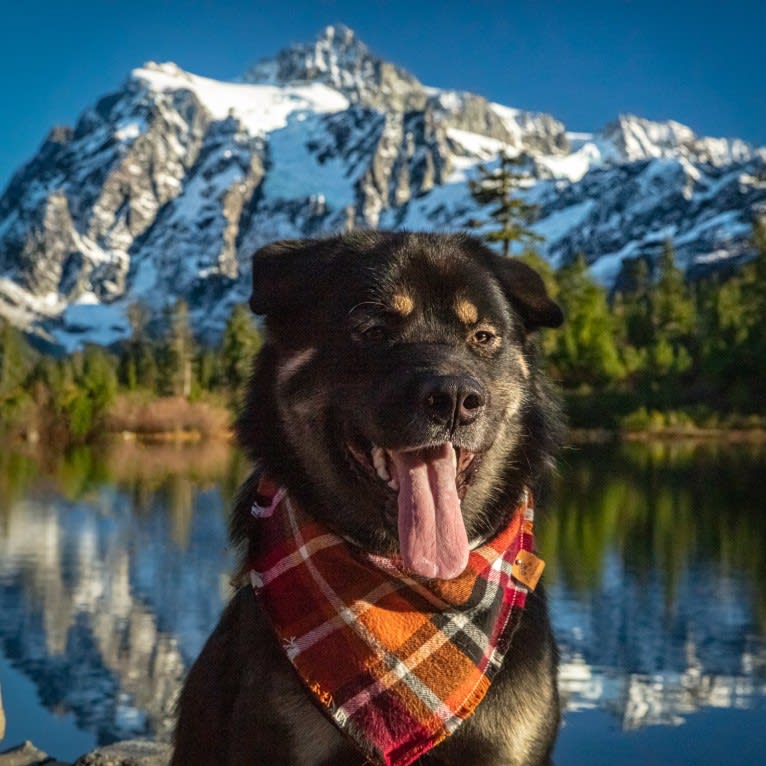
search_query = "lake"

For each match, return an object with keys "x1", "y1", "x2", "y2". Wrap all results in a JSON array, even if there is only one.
[{"x1": 0, "y1": 439, "x2": 764, "y2": 764}]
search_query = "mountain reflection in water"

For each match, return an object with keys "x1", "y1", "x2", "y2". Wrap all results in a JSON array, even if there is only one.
[{"x1": 0, "y1": 439, "x2": 764, "y2": 763}]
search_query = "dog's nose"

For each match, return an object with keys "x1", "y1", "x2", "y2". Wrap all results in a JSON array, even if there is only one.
[{"x1": 418, "y1": 375, "x2": 486, "y2": 427}]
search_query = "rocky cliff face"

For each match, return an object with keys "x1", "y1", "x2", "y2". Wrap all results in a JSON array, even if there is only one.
[
  {"x1": 243, "y1": 23, "x2": 427, "y2": 113},
  {"x1": 1, "y1": 24, "x2": 764, "y2": 349}
]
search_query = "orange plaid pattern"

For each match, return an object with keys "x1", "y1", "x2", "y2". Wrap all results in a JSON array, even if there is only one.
[{"x1": 248, "y1": 487, "x2": 540, "y2": 766}]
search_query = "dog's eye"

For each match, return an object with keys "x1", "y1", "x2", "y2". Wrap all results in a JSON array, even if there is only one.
[
  {"x1": 472, "y1": 330, "x2": 496, "y2": 345},
  {"x1": 360, "y1": 325, "x2": 388, "y2": 344}
]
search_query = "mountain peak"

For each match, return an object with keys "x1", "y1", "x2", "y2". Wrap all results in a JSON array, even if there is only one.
[
  {"x1": 242, "y1": 24, "x2": 426, "y2": 111},
  {"x1": 317, "y1": 23, "x2": 359, "y2": 47},
  {"x1": 243, "y1": 24, "x2": 369, "y2": 85},
  {"x1": 600, "y1": 112, "x2": 755, "y2": 165}
]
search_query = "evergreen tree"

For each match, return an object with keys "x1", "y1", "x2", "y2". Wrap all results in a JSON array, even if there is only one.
[
  {"x1": 220, "y1": 303, "x2": 262, "y2": 392},
  {"x1": 613, "y1": 256, "x2": 653, "y2": 351},
  {"x1": 127, "y1": 302, "x2": 150, "y2": 339},
  {"x1": 653, "y1": 242, "x2": 693, "y2": 334},
  {"x1": 746, "y1": 216, "x2": 766, "y2": 327},
  {"x1": 648, "y1": 241, "x2": 695, "y2": 377},
  {"x1": 29, "y1": 355, "x2": 73, "y2": 409},
  {"x1": 196, "y1": 347, "x2": 220, "y2": 392},
  {"x1": 119, "y1": 301, "x2": 158, "y2": 392},
  {"x1": 695, "y1": 218, "x2": 766, "y2": 409},
  {"x1": 0, "y1": 319, "x2": 34, "y2": 395},
  {"x1": 549, "y1": 253, "x2": 624, "y2": 388},
  {"x1": 120, "y1": 339, "x2": 160, "y2": 393},
  {"x1": 611, "y1": 244, "x2": 695, "y2": 391},
  {"x1": 0, "y1": 320, "x2": 36, "y2": 429},
  {"x1": 159, "y1": 300, "x2": 195, "y2": 397},
  {"x1": 468, "y1": 151, "x2": 542, "y2": 256},
  {"x1": 63, "y1": 345, "x2": 118, "y2": 440}
]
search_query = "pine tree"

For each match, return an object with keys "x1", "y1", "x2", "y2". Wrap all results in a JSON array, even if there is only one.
[
  {"x1": 649, "y1": 240, "x2": 695, "y2": 377},
  {"x1": 63, "y1": 345, "x2": 118, "y2": 440},
  {"x1": 468, "y1": 151, "x2": 542, "y2": 257},
  {"x1": 0, "y1": 319, "x2": 36, "y2": 430},
  {"x1": 119, "y1": 301, "x2": 158, "y2": 392},
  {"x1": 610, "y1": 242, "x2": 695, "y2": 404},
  {"x1": 159, "y1": 300, "x2": 195, "y2": 397},
  {"x1": 0, "y1": 319, "x2": 34, "y2": 395},
  {"x1": 127, "y1": 302, "x2": 150, "y2": 340},
  {"x1": 549, "y1": 254, "x2": 624, "y2": 388},
  {"x1": 613, "y1": 256, "x2": 653, "y2": 350},
  {"x1": 697, "y1": 218, "x2": 766, "y2": 409},
  {"x1": 748, "y1": 216, "x2": 766, "y2": 316},
  {"x1": 220, "y1": 303, "x2": 263, "y2": 392}
]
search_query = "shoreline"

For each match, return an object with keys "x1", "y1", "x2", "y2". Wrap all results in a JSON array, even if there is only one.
[
  {"x1": 112, "y1": 428, "x2": 234, "y2": 444},
  {"x1": 0, "y1": 738, "x2": 170, "y2": 766},
  {"x1": 8, "y1": 424, "x2": 766, "y2": 448},
  {"x1": 567, "y1": 426, "x2": 766, "y2": 445}
]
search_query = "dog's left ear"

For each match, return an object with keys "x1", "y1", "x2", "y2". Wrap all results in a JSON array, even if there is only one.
[
  {"x1": 249, "y1": 238, "x2": 337, "y2": 316},
  {"x1": 490, "y1": 256, "x2": 563, "y2": 331}
]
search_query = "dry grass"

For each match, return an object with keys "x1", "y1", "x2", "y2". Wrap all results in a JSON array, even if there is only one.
[{"x1": 106, "y1": 394, "x2": 233, "y2": 440}]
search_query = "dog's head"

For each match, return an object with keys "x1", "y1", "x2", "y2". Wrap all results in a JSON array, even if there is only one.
[{"x1": 238, "y1": 232, "x2": 562, "y2": 579}]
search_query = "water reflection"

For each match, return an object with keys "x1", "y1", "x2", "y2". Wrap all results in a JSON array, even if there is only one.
[
  {"x1": 0, "y1": 441, "x2": 247, "y2": 750},
  {"x1": 0, "y1": 440, "x2": 764, "y2": 760},
  {"x1": 544, "y1": 442, "x2": 766, "y2": 739}
]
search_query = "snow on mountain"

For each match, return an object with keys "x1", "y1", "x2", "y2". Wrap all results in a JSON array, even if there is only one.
[
  {"x1": 243, "y1": 23, "x2": 426, "y2": 113},
  {"x1": 1, "y1": 23, "x2": 764, "y2": 349}
]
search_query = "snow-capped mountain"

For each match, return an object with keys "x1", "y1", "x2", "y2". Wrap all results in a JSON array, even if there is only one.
[{"x1": 1, "y1": 24, "x2": 764, "y2": 349}]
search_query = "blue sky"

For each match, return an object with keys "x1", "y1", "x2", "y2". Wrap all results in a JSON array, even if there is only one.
[{"x1": 1, "y1": 0, "x2": 763, "y2": 189}]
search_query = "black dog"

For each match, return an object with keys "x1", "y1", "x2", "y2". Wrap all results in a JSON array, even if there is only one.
[{"x1": 172, "y1": 231, "x2": 563, "y2": 765}]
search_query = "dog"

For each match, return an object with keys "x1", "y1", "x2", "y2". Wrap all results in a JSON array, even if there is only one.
[{"x1": 172, "y1": 231, "x2": 563, "y2": 766}]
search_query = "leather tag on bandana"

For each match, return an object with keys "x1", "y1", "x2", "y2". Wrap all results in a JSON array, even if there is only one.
[{"x1": 512, "y1": 550, "x2": 545, "y2": 591}]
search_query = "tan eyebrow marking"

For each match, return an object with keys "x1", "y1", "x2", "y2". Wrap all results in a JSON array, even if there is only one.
[
  {"x1": 454, "y1": 296, "x2": 479, "y2": 325},
  {"x1": 390, "y1": 292, "x2": 414, "y2": 316}
]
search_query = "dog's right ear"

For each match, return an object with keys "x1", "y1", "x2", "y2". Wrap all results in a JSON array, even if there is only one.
[
  {"x1": 249, "y1": 238, "x2": 335, "y2": 316},
  {"x1": 490, "y1": 256, "x2": 564, "y2": 332}
]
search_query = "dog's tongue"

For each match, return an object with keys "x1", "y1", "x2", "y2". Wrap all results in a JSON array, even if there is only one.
[{"x1": 389, "y1": 443, "x2": 469, "y2": 580}]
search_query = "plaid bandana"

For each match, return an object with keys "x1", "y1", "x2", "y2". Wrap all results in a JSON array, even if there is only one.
[{"x1": 248, "y1": 483, "x2": 544, "y2": 766}]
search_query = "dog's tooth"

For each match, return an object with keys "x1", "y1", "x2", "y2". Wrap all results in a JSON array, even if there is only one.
[
  {"x1": 388, "y1": 478, "x2": 400, "y2": 491},
  {"x1": 458, "y1": 450, "x2": 475, "y2": 472},
  {"x1": 372, "y1": 446, "x2": 390, "y2": 481}
]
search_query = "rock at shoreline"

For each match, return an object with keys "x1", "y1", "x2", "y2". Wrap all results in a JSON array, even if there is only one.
[
  {"x1": 0, "y1": 740, "x2": 68, "y2": 766},
  {"x1": 73, "y1": 740, "x2": 170, "y2": 766},
  {"x1": 0, "y1": 740, "x2": 170, "y2": 766}
]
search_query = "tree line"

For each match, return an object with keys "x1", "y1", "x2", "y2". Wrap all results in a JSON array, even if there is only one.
[
  {"x1": 522, "y1": 230, "x2": 766, "y2": 428},
  {"x1": 1, "y1": 229, "x2": 763, "y2": 443},
  {"x1": 0, "y1": 302, "x2": 261, "y2": 442}
]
